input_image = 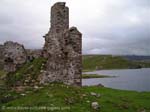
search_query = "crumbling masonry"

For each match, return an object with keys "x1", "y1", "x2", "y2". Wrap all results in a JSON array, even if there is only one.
[
  {"x1": 1, "y1": 42, "x2": 42, "y2": 73},
  {"x1": 43, "y1": 2, "x2": 82, "y2": 86},
  {"x1": 3, "y1": 41, "x2": 27, "y2": 72}
]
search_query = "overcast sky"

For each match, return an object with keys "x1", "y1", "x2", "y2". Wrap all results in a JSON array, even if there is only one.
[{"x1": 0, "y1": 0, "x2": 150, "y2": 55}]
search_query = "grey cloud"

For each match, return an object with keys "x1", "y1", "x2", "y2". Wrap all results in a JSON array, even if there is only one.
[
  {"x1": 0, "y1": 0, "x2": 149, "y2": 55},
  {"x1": 0, "y1": 0, "x2": 49, "y2": 48}
]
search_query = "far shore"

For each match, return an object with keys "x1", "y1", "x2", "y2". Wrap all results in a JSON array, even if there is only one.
[{"x1": 82, "y1": 74, "x2": 116, "y2": 79}]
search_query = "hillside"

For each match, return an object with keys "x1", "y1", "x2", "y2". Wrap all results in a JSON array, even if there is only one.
[
  {"x1": 0, "y1": 84, "x2": 150, "y2": 112},
  {"x1": 82, "y1": 55, "x2": 150, "y2": 71},
  {"x1": 123, "y1": 55, "x2": 150, "y2": 61}
]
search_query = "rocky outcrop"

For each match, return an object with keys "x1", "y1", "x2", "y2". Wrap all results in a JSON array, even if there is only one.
[
  {"x1": 3, "y1": 41, "x2": 27, "y2": 72},
  {"x1": 0, "y1": 43, "x2": 42, "y2": 72},
  {"x1": 42, "y1": 2, "x2": 82, "y2": 86},
  {"x1": 91, "y1": 102, "x2": 100, "y2": 110}
]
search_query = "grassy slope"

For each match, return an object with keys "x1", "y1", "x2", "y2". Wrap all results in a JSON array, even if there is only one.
[
  {"x1": 0, "y1": 84, "x2": 150, "y2": 112},
  {"x1": 83, "y1": 55, "x2": 150, "y2": 71}
]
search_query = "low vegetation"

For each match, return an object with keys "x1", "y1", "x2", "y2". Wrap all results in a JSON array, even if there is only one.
[
  {"x1": 82, "y1": 74, "x2": 114, "y2": 79},
  {"x1": 0, "y1": 70, "x2": 7, "y2": 78}
]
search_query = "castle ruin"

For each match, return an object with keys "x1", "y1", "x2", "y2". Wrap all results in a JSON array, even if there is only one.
[
  {"x1": 0, "y1": 2, "x2": 82, "y2": 86},
  {"x1": 42, "y1": 2, "x2": 82, "y2": 86},
  {"x1": 1, "y1": 42, "x2": 42, "y2": 72},
  {"x1": 3, "y1": 41, "x2": 27, "y2": 72}
]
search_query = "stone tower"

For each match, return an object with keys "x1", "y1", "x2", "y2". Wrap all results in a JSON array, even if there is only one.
[
  {"x1": 43, "y1": 2, "x2": 82, "y2": 86},
  {"x1": 50, "y1": 2, "x2": 69, "y2": 33}
]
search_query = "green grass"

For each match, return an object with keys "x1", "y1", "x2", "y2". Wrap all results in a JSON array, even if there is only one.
[
  {"x1": 84, "y1": 86, "x2": 150, "y2": 112},
  {"x1": 82, "y1": 55, "x2": 150, "y2": 71},
  {"x1": 0, "y1": 70, "x2": 7, "y2": 86},
  {"x1": 0, "y1": 70, "x2": 7, "y2": 78},
  {"x1": 0, "y1": 84, "x2": 150, "y2": 112},
  {"x1": 82, "y1": 74, "x2": 114, "y2": 79}
]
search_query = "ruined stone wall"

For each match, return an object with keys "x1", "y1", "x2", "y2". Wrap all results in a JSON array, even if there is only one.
[
  {"x1": 0, "y1": 43, "x2": 42, "y2": 71},
  {"x1": 43, "y1": 2, "x2": 69, "y2": 58},
  {"x1": 43, "y1": 2, "x2": 82, "y2": 86},
  {"x1": 51, "y1": 2, "x2": 69, "y2": 33},
  {"x1": 3, "y1": 41, "x2": 27, "y2": 72},
  {"x1": 63, "y1": 27, "x2": 82, "y2": 85},
  {"x1": 26, "y1": 49, "x2": 42, "y2": 61},
  {"x1": 0, "y1": 45, "x2": 4, "y2": 70}
]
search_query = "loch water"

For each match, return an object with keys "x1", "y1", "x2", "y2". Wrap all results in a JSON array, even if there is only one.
[{"x1": 82, "y1": 68, "x2": 150, "y2": 92}]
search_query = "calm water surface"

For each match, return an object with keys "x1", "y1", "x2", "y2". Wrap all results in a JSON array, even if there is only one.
[{"x1": 82, "y1": 68, "x2": 150, "y2": 91}]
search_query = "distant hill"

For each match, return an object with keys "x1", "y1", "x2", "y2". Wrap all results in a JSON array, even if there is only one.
[
  {"x1": 122, "y1": 55, "x2": 150, "y2": 61},
  {"x1": 82, "y1": 55, "x2": 150, "y2": 71}
]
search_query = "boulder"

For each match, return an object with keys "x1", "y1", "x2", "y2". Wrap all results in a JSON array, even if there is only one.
[{"x1": 91, "y1": 102, "x2": 100, "y2": 110}]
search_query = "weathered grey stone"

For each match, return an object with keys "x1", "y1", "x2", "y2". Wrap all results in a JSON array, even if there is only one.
[
  {"x1": 91, "y1": 102, "x2": 100, "y2": 110},
  {"x1": 26, "y1": 49, "x2": 42, "y2": 61},
  {"x1": 0, "y1": 44, "x2": 4, "y2": 70},
  {"x1": 20, "y1": 93, "x2": 26, "y2": 96},
  {"x1": 3, "y1": 41, "x2": 27, "y2": 72},
  {"x1": 90, "y1": 92, "x2": 97, "y2": 96},
  {"x1": 97, "y1": 83, "x2": 104, "y2": 87},
  {"x1": 34, "y1": 85, "x2": 39, "y2": 89},
  {"x1": 90, "y1": 92, "x2": 101, "y2": 97},
  {"x1": 42, "y1": 2, "x2": 82, "y2": 86}
]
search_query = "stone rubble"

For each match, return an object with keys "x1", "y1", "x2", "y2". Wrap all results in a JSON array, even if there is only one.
[
  {"x1": 91, "y1": 102, "x2": 100, "y2": 110},
  {"x1": 90, "y1": 92, "x2": 101, "y2": 98}
]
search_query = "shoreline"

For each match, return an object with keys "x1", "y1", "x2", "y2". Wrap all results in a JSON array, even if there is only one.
[{"x1": 83, "y1": 67, "x2": 150, "y2": 73}]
